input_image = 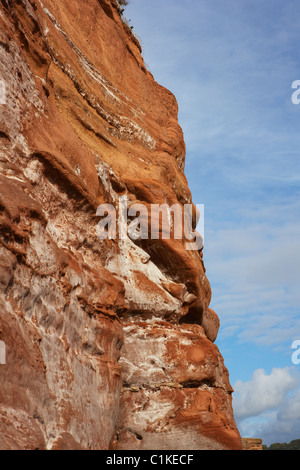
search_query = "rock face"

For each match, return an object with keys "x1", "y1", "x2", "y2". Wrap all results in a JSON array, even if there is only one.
[
  {"x1": 0, "y1": 0, "x2": 242, "y2": 450},
  {"x1": 242, "y1": 438, "x2": 263, "y2": 451}
]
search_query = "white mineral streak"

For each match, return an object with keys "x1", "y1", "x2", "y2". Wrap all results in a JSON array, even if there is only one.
[
  {"x1": 108, "y1": 237, "x2": 181, "y2": 315},
  {"x1": 39, "y1": 0, "x2": 155, "y2": 149},
  {"x1": 95, "y1": 161, "x2": 183, "y2": 315},
  {"x1": 96, "y1": 160, "x2": 117, "y2": 196}
]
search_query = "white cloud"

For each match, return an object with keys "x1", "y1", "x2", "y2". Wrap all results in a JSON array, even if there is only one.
[
  {"x1": 278, "y1": 388, "x2": 300, "y2": 421},
  {"x1": 233, "y1": 367, "x2": 300, "y2": 445},
  {"x1": 233, "y1": 367, "x2": 298, "y2": 418}
]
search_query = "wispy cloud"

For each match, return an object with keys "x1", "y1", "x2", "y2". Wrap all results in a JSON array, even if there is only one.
[{"x1": 205, "y1": 199, "x2": 300, "y2": 349}]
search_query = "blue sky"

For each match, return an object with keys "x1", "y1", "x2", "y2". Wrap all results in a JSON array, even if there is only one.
[{"x1": 125, "y1": 0, "x2": 300, "y2": 446}]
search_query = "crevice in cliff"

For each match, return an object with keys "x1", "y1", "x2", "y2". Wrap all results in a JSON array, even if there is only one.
[
  {"x1": 0, "y1": 131, "x2": 10, "y2": 141},
  {"x1": 74, "y1": 113, "x2": 116, "y2": 148},
  {"x1": 0, "y1": 0, "x2": 10, "y2": 11},
  {"x1": 179, "y1": 304, "x2": 204, "y2": 326},
  {"x1": 97, "y1": 0, "x2": 115, "y2": 20},
  {"x1": 0, "y1": 40, "x2": 9, "y2": 52},
  {"x1": 31, "y1": 152, "x2": 98, "y2": 212},
  {"x1": 125, "y1": 43, "x2": 147, "y2": 74},
  {"x1": 179, "y1": 379, "x2": 216, "y2": 389},
  {"x1": 121, "y1": 377, "x2": 224, "y2": 393}
]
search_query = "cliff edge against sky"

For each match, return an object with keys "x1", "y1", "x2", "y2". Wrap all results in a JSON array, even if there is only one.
[{"x1": 0, "y1": 0, "x2": 242, "y2": 450}]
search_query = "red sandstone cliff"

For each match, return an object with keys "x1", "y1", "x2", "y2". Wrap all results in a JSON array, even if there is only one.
[{"x1": 0, "y1": 0, "x2": 242, "y2": 450}]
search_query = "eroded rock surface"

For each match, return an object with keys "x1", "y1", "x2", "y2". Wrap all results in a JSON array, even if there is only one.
[
  {"x1": 242, "y1": 438, "x2": 263, "y2": 451},
  {"x1": 0, "y1": 0, "x2": 242, "y2": 450}
]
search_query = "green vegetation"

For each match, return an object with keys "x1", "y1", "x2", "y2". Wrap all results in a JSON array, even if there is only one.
[
  {"x1": 117, "y1": 0, "x2": 129, "y2": 15},
  {"x1": 263, "y1": 439, "x2": 300, "y2": 450},
  {"x1": 116, "y1": 0, "x2": 135, "y2": 32}
]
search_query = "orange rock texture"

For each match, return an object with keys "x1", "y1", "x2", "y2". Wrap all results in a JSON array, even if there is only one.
[{"x1": 0, "y1": 0, "x2": 242, "y2": 450}]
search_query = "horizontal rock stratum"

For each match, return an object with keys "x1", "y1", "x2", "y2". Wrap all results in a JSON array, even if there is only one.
[{"x1": 0, "y1": 0, "x2": 242, "y2": 450}]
